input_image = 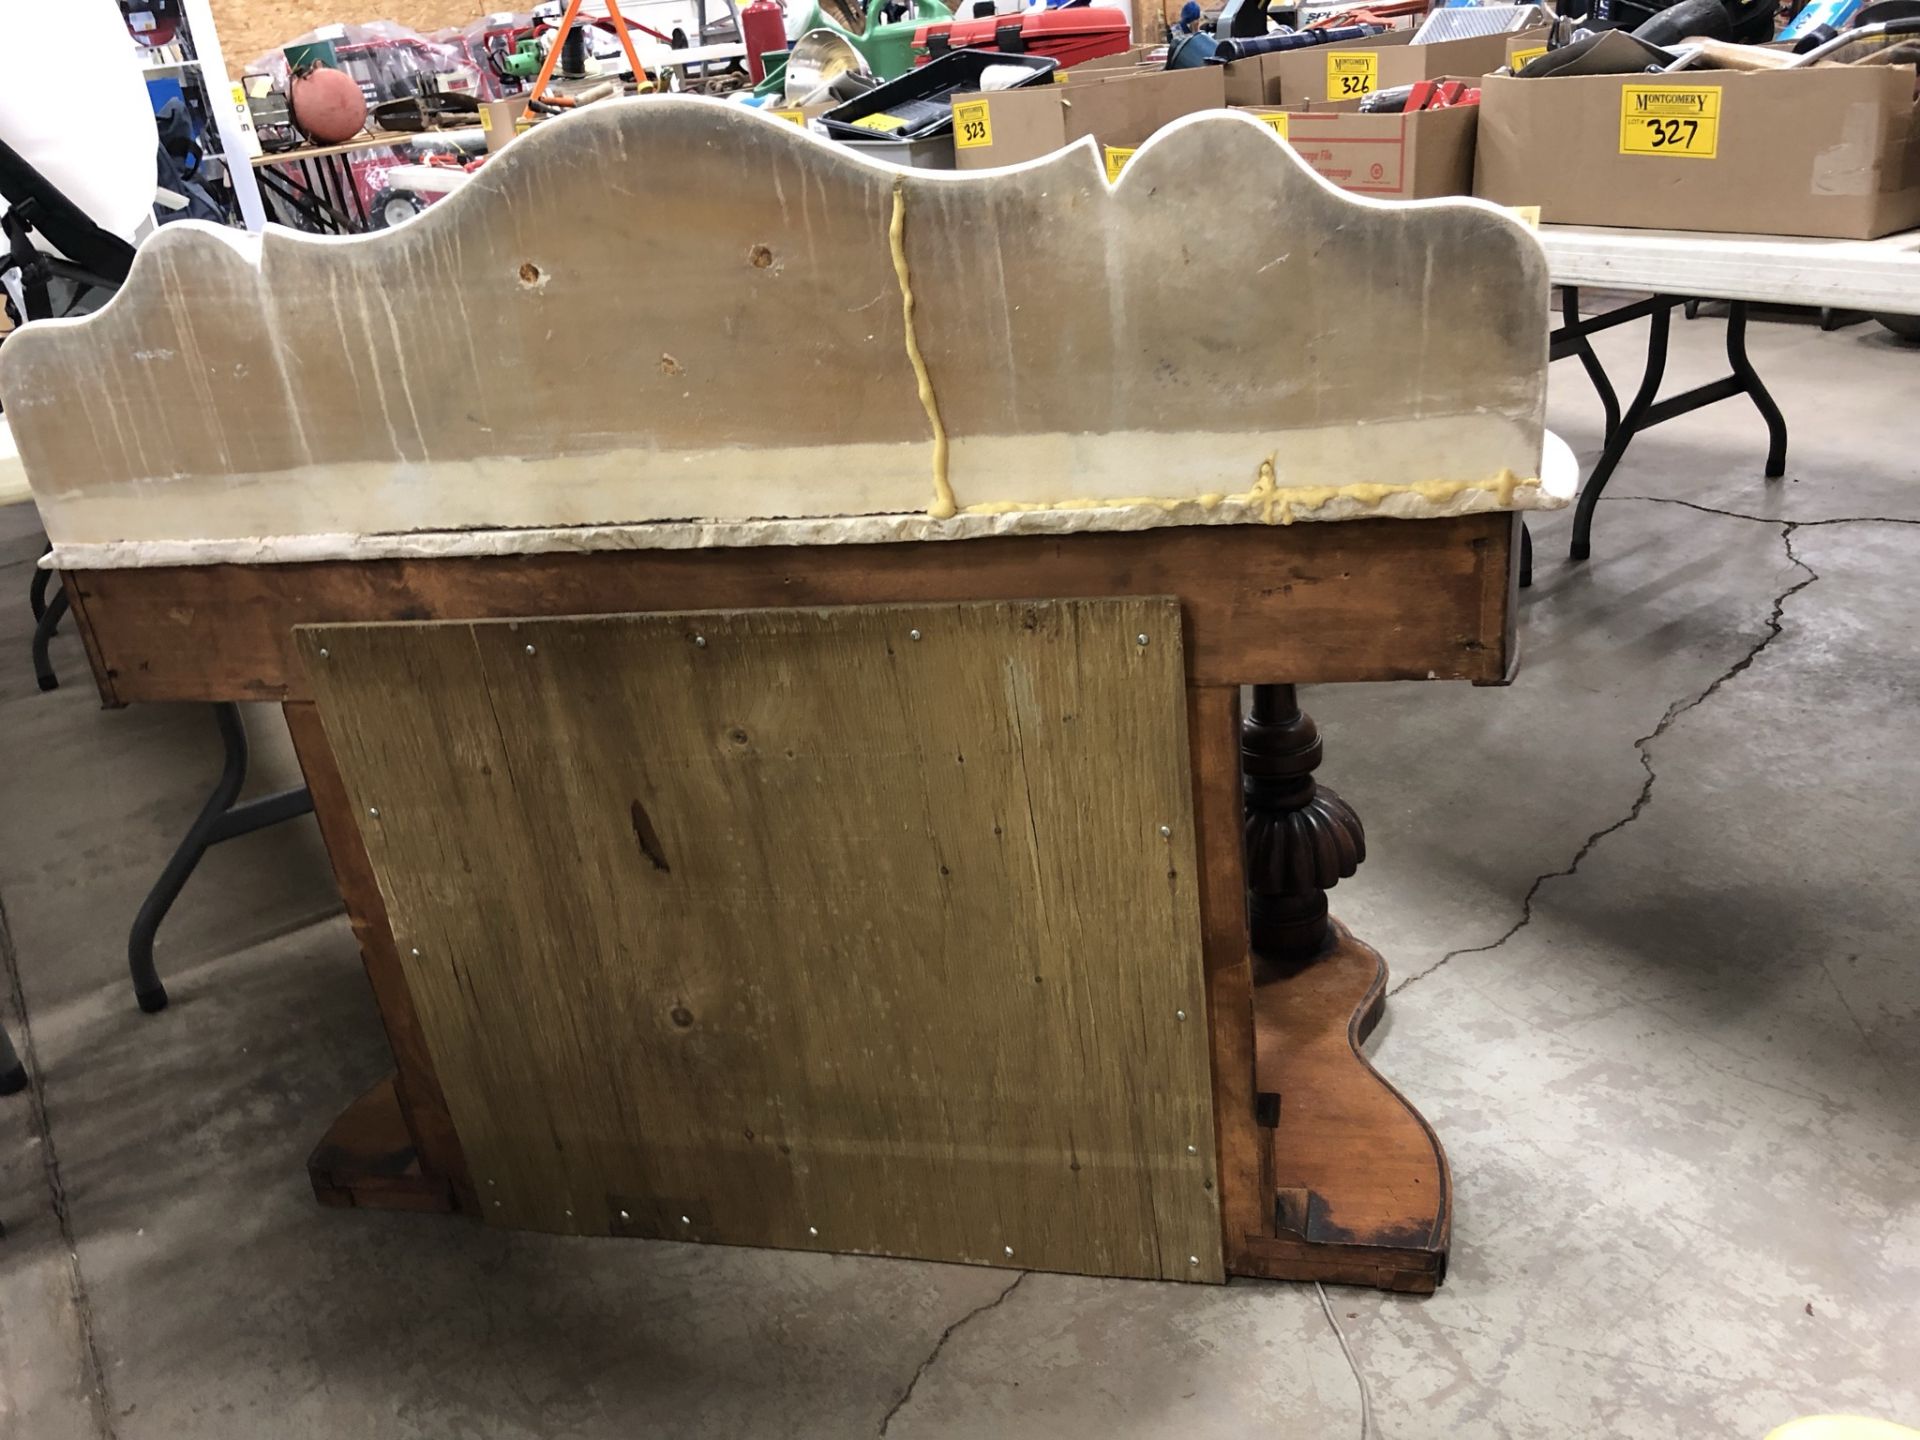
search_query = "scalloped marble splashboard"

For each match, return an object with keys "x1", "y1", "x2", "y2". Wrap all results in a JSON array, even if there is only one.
[{"x1": 0, "y1": 98, "x2": 1560, "y2": 568}]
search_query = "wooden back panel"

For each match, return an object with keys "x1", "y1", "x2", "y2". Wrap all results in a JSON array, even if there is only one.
[{"x1": 300, "y1": 598, "x2": 1224, "y2": 1281}]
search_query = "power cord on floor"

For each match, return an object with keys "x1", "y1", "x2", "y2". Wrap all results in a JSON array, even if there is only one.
[{"x1": 1316, "y1": 1282, "x2": 1374, "y2": 1440}]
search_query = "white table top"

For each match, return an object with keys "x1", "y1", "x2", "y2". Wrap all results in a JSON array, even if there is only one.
[{"x1": 1541, "y1": 223, "x2": 1920, "y2": 315}]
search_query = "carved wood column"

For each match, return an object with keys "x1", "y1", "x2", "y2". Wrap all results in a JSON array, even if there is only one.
[{"x1": 1241, "y1": 684, "x2": 1365, "y2": 973}]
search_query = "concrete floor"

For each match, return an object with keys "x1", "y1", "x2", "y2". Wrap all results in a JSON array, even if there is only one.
[{"x1": 2, "y1": 305, "x2": 1917, "y2": 1439}]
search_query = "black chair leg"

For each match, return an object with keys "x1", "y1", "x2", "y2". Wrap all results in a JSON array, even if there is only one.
[
  {"x1": 31, "y1": 586, "x2": 68, "y2": 692},
  {"x1": 129, "y1": 702, "x2": 316, "y2": 1014},
  {"x1": 1520, "y1": 520, "x2": 1533, "y2": 590},
  {"x1": 1725, "y1": 300, "x2": 1789, "y2": 479}
]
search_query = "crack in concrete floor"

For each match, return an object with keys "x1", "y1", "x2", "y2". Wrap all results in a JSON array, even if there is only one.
[
  {"x1": 0, "y1": 894, "x2": 118, "y2": 1440},
  {"x1": 878, "y1": 1271, "x2": 1028, "y2": 1436},
  {"x1": 1391, "y1": 502, "x2": 1823, "y2": 998}
]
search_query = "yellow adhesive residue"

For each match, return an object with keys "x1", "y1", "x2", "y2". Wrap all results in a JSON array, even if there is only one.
[
  {"x1": 1250, "y1": 453, "x2": 1281, "y2": 524},
  {"x1": 958, "y1": 467, "x2": 1533, "y2": 525},
  {"x1": 888, "y1": 183, "x2": 956, "y2": 520}
]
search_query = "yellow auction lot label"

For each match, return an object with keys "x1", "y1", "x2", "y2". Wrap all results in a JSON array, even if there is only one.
[
  {"x1": 1327, "y1": 51, "x2": 1377, "y2": 97},
  {"x1": 1103, "y1": 145, "x2": 1136, "y2": 182},
  {"x1": 1510, "y1": 44, "x2": 1546, "y2": 69},
  {"x1": 1619, "y1": 85, "x2": 1721, "y2": 158},
  {"x1": 952, "y1": 99, "x2": 992, "y2": 149}
]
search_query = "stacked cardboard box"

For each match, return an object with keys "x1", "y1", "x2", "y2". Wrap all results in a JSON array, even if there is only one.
[
  {"x1": 950, "y1": 66, "x2": 1227, "y2": 170},
  {"x1": 1241, "y1": 94, "x2": 1479, "y2": 200},
  {"x1": 1475, "y1": 66, "x2": 1920, "y2": 239},
  {"x1": 1221, "y1": 27, "x2": 1545, "y2": 107}
]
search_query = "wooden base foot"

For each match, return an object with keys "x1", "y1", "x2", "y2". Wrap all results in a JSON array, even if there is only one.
[
  {"x1": 1237, "y1": 921, "x2": 1450, "y2": 1293},
  {"x1": 309, "y1": 1075, "x2": 458, "y2": 1214}
]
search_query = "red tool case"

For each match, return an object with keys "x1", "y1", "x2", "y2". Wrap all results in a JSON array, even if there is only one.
[{"x1": 914, "y1": 6, "x2": 1131, "y2": 66}]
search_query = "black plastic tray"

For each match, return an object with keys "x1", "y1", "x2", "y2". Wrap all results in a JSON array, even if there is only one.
[{"x1": 818, "y1": 48, "x2": 1057, "y2": 142}]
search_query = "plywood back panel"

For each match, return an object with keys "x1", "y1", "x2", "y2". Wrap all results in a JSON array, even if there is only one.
[{"x1": 300, "y1": 598, "x2": 1223, "y2": 1281}]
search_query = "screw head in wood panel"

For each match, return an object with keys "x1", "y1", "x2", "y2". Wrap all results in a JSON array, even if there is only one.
[
  {"x1": 317, "y1": 647, "x2": 329, "y2": 659},
  {"x1": 1003, "y1": 1245, "x2": 1014, "y2": 1257},
  {"x1": 909, "y1": 629, "x2": 922, "y2": 641},
  {"x1": 1175, "y1": 1009, "x2": 1187, "y2": 1021},
  {"x1": 368, "y1": 807, "x2": 380, "y2": 818},
  {"x1": 1136, "y1": 633, "x2": 1150, "y2": 646},
  {"x1": 525, "y1": 643, "x2": 536, "y2": 655},
  {"x1": 1159, "y1": 825, "x2": 1172, "y2": 838},
  {"x1": 565, "y1": 1209, "x2": 574, "y2": 1218},
  {"x1": 1186, "y1": 1144, "x2": 1197, "y2": 1155},
  {"x1": 808, "y1": 1225, "x2": 819, "y2": 1236},
  {"x1": 694, "y1": 635, "x2": 706, "y2": 647},
  {"x1": 1189, "y1": 1255, "x2": 1199, "y2": 1266},
  {"x1": 680, "y1": 1214, "x2": 691, "y2": 1225},
  {"x1": 410, "y1": 947, "x2": 421, "y2": 957},
  {"x1": 619, "y1": 1209, "x2": 631, "y2": 1220}
]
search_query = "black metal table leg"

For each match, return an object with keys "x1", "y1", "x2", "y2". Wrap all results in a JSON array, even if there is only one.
[
  {"x1": 1520, "y1": 519, "x2": 1534, "y2": 590},
  {"x1": 0, "y1": 1022, "x2": 25, "y2": 1096},
  {"x1": 1569, "y1": 295, "x2": 1791, "y2": 562},
  {"x1": 1571, "y1": 302, "x2": 1673, "y2": 562},
  {"x1": 31, "y1": 585, "x2": 68, "y2": 692},
  {"x1": 29, "y1": 543, "x2": 52, "y2": 621},
  {"x1": 1557, "y1": 286, "x2": 1622, "y2": 447},
  {"x1": 337, "y1": 152, "x2": 370, "y2": 233},
  {"x1": 129, "y1": 702, "x2": 316, "y2": 1014},
  {"x1": 1726, "y1": 300, "x2": 1789, "y2": 478}
]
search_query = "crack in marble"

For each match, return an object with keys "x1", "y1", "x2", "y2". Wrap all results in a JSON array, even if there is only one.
[
  {"x1": 0, "y1": 893, "x2": 119, "y2": 1439},
  {"x1": 1392, "y1": 513, "x2": 1819, "y2": 997},
  {"x1": 876, "y1": 1271, "x2": 1027, "y2": 1436}
]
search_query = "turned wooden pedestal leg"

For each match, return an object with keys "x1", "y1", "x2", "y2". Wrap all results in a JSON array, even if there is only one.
[
  {"x1": 1243, "y1": 685, "x2": 1364, "y2": 971},
  {"x1": 1234, "y1": 684, "x2": 1452, "y2": 1292}
]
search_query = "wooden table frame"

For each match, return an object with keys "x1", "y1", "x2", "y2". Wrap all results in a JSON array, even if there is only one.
[{"x1": 58, "y1": 510, "x2": 1519, "y2": 1292}]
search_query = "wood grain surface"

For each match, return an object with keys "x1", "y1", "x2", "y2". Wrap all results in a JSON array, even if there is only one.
[
  {"x1": 299, "y1": 598, "x2": 1224, "y2": 1281},
  {"x1": 283, "y1": 701, "x2": 474, "y2": 1205},
  {"x1": 1241, "y1": 922, "x2": 1451, "y2": 1292},
  {"x1": 1185, "y1": 685, "x2": 1266, "y2": 1274},
  {"x1": 65, "y1": 513, "x2": 1516, "y2": 706}
]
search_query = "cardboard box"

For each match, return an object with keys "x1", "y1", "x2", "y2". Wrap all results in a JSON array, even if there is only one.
[
  {"x1": 479, "y1": 97, "x2": 528, "y2": 152},
  {"x1": 1474, "y1": 67, "x2": 1920, "y2": 239},
  {"x1": 1059, "y1": 45, "x2": 1161, "y2": 77},
  {"x1": 1240, "y1": 96, "x2": 1479, "y2": 199},
  {"x1": 951, "y1": 66, "x2": 1227, "y2": 170},
  {"x1": 1221, "y1": 27, "x2": 1545, "y2": 108},
  {"x1": 1504, "y1": 33, "x2": 1548, "y2": 73}
]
